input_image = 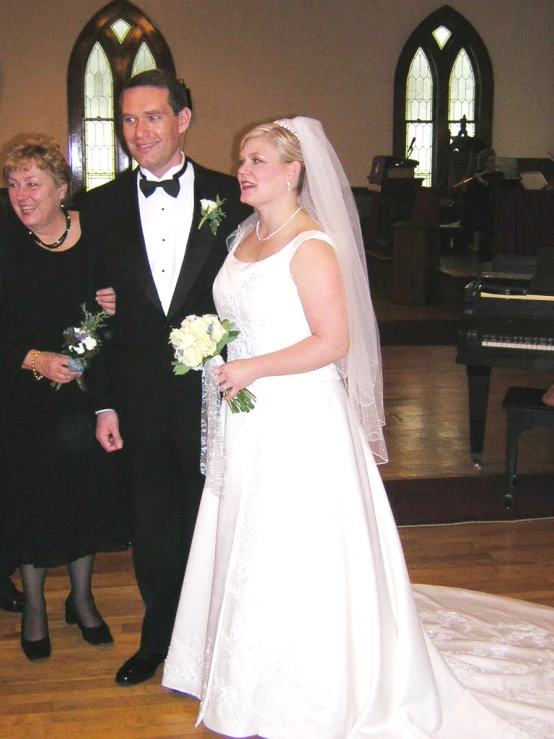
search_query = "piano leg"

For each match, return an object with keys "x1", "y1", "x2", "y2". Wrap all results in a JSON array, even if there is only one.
[
  {"x1": 504, "y1": 419, "x2": 519, "y2": 509},
  {"x1": 466, "y1": 365, "x2": 491, "y2": 469}
]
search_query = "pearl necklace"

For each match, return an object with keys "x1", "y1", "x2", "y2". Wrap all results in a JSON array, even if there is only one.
[
  {"x1": 255, "y1": 207, "x2": 301, "y2": 242},
  {"x1": 30, "y1": 209, "x2": 71, "y2": 250}
]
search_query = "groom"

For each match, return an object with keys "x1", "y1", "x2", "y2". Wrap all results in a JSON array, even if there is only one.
[{"x1": 83, "y1": 70, "x2": 249, "y2": 686}]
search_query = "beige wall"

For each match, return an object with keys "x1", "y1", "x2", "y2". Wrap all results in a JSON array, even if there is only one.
[{"x1": 0, "y1": 0, "x2": 553, "y2": 185}]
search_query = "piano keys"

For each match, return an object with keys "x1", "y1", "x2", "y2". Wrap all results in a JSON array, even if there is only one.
[
  {"x1": 480, "y1": 336, "x2": 554, "y2": 351},
  {"x1": 456, "y1": 253, "x2": 554, "y2": 467}
]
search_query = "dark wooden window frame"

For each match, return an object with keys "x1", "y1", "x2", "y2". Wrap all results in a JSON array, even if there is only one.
[
  {"x1": 67, "y1": 0, "x2": 175, "y2": 197},
  {"x1": 393, "y1": 5, "x2": 493, "y2": 188}
]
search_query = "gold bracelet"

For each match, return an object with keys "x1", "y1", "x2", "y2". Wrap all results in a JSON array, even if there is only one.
[{"x1": 30, "y1": 350, "x2": 44, "y2": 381}]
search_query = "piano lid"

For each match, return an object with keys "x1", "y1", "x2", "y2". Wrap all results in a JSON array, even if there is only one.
[
  {"x1": 530, "y1": 246, "x2": 554, "y2": 294},
  {"x1": 477, "y1": 248, "x2": 554, "y2": 296},
  {"x1": 479, "y1": 254, "x2": 536, "y2": 282}
]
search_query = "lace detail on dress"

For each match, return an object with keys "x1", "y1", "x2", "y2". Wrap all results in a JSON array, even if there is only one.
[
  {"x1": 199, "y1": 452, "x2": 332, "y2": 738},
  {"x1": 217, "y1": 270, "x2": 260, "y2": 362},
  {"x1": 422, "y1": 607, "x2": 553, "y2": 648},
  {"x1": 420, "y1": 605, "x2": 554, "y2": 738},
  {"x1": 164, "y1": 634, "x2": 208, "y2": 688},
  {"x1": 492, "y1": 716, "x2": 543, "y2": 739},
  {"x1": 198, "y1": 454, "x2": 261, "y2": 728}
]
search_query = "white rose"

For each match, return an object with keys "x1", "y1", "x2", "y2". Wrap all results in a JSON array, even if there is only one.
[
  {"x1": 211, "y1": 323, "x2": 226, "y2": 344},
  {"x1": 190, "y1": 321, "x2": 206, "y2": 340},
  {"x1": 180, "y1": 315, "x2": 198, "y2": 330},
  {"x1": 197, "y1": 334, "x2": 216, "y2": 356},
  {"x1": 200, "y1": 199, "x2": 217, "y2": 213},
  {"x1": 84, "y1": 337, "x2": 97, "y2": 351},
  {"x1": 181, "y1": 346, "x2": 204, "y2": 370},
  {"x1": 172, "y1": 327, "x2": 195, "y2": 349},
  {"x1": 205, "y1": 315, "x2": 226, "y2": 344}
]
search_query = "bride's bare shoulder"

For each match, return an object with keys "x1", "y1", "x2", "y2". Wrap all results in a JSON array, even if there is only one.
[
  {"x1": 297, "y1": 212, "x2": 322, "y2": 233},
  {"x1": 287, "y1": 213, "x2": 326, "y2": 242}
]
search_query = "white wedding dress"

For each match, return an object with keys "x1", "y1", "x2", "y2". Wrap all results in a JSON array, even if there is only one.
[{"x1": 163, "y1": 230, "x2": 554, "y2": 739}]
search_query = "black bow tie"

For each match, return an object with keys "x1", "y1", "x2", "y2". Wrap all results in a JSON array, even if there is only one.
[{"x1": 139, "y1": 161, "x2": 187, "y2": 198}]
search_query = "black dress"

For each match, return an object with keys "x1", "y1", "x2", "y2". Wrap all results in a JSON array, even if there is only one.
[{"x1": 0, "y1": 214, "x2": 129, "y2": 567}]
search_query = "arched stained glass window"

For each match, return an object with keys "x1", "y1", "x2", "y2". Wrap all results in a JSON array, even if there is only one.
[
  {"x1": 68, "y1": 1, "x2": 175, "y2": 197},
  {"x1": 405, "y1": 48, "x2": 433, "y2": 186},
  {"x1": 84, "y1": 43, "x2": 115, "y2": 191},
  {"x1": 132, "y1": 41, "x2": 157, "y2": 77},
  {"x1": 449, "y1": 49, "x2": 475, "y2": 139},
  {"x1": 394, "y1": 6, "x2": 493, "y2": 189}
]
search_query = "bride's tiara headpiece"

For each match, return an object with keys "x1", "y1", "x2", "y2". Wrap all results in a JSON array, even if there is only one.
[{"x1": 273, "y1": 119, "x2": 300, "y2": 139}]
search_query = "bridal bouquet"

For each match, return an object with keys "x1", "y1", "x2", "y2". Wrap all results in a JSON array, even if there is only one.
[
  {"x1": 169, "y1": 314, "x2": 256, "y2": 413},
  {"x1": 53, "y1": 304, "x2": 110, "y2": 391}
]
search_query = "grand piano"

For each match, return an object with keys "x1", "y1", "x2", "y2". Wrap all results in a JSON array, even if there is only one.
[{"x1": 456, "y1": 249, "x2": 554, "y2": 467}]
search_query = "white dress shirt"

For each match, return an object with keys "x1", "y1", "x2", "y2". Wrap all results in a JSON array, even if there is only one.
[{"x1": 138, "y1": 155, "x2": 195, "y2": 315}]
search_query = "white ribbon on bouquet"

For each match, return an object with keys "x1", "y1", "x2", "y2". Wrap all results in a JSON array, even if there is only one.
[{"x1": 200, "y1": 356, "x2": 226, "y2": 497}]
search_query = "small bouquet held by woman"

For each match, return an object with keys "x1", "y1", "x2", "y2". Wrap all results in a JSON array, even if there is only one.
[
  {"x1": 54, "y1": 304, "x2": 110, "y2": 391},
  {"x1": 169, "y1": 314, "x2": 256, "y2": 413}
]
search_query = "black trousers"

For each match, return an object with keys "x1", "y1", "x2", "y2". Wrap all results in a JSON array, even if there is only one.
[{"x1": 123, "y1": 409, "x2": 204, "y2": 655}]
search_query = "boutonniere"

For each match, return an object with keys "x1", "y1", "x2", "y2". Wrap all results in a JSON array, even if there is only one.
[{"x1": 198, "y1": 196, "x2": 226, "y2": 235}]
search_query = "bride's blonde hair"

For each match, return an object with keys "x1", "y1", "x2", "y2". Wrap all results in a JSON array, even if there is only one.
[{"x1": 240, "y1": 122, "x2": 306, "y2": 191}]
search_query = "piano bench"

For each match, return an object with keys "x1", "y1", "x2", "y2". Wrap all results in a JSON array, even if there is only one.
[{"x1": 502, "y1": 387, "x2": 554, "y2": 509}]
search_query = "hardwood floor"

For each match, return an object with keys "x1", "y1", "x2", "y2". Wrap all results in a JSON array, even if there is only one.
[
  {"x1": 401, "y1": 518, "x2": 554, "y2": 608},
  {"x1": 2, "y1": 518, "x2": 554, "y2": 738},
  {"x1": 381, "y1": 344, "x2": 554, "y2": 481}
]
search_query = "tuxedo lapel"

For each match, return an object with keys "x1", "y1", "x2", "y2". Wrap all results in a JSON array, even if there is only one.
[
  {"x1": 115, "y1": 171, "x2": 164, "y2": 313},
  {"x1": 167, "y1": 165, "x2": 220, "y2": 319}
]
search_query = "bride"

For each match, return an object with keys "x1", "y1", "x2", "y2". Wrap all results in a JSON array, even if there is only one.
[{"x1": 162, "y1": 117, "x2": 554, "y2": 738}]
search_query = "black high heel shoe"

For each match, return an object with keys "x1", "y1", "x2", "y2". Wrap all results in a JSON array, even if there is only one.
[
  {"x1": 65, "y1": 595, "x2": 113, "y2": 646},
  {"x1": 21, "y1": 633, "x2": 51, "y2": 661},
  {"x1": 21, "y1": 615, "x2": 51, "y2": 661}
]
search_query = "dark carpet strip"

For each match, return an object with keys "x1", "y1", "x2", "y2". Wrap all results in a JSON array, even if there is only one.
[
  {"x1": 388, "y1": 473, "x2": 554, "y2": 526},
  {"x1": 378, "y1": 319, "x2": 460, "y2": 346}
]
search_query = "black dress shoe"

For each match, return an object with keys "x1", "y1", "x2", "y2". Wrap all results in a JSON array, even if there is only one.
[
  {"x1": 21, "y1": 610, "x2": 51, "y2": 662},
  {"x1": 115, "y1": 649, "x2": 166, "y2": 686},
  {"x1": 0, "y1": 577, "x2": 24, "y2": 613},
  {"x1": 65, "y1": 595, "x2": 113, "y2": 645},
  {"x1": 21, "y1": 633, "x2": 51, "y2": 661}
]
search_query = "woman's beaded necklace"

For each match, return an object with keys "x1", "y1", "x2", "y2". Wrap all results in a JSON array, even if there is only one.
[
  {"x1": 30, "y1": 208, "x2": 71, "y2": 250},
  {"x1": 255, "y1": 207, "x2": 301, "y2": 242}
]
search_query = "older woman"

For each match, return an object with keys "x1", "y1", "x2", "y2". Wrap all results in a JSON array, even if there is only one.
[{"x1": 0, "y1": 135, "x2": 127, "y2": 661}]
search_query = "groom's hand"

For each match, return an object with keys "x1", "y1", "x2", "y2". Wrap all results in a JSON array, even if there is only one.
[{"x1": 96, "y1": 409, "x2": 124, "y2": 452}]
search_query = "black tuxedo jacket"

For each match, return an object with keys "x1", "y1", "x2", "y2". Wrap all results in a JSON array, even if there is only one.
[{"x1": 81, "y1": 160, "x2": 250, "y2": 450}]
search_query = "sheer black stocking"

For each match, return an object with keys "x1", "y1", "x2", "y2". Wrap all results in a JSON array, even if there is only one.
[
  {"x1": 67, "y1": 554, "x2": 102, "y2": 628},
  {"x1": 20, "y1": 564, "x2": 48, "y2": 642}
]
